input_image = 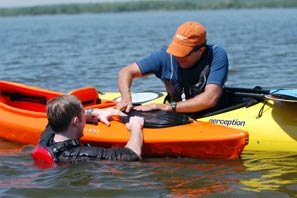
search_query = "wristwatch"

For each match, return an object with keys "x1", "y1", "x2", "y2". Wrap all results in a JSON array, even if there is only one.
[
  {"x1": 170, "y1": 102, "x2": 177, "y2": 112},
  {"x1": 85, "y1": 108, "x2": 94, "y2": 117}
]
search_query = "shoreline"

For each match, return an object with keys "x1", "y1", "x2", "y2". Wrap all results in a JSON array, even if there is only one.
[{"x1": 0, "y1": 0, "x2": 297, "y2": 17}]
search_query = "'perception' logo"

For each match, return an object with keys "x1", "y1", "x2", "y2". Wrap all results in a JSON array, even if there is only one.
[{"x1": 209, "y1": 118, "x2": 246, "y2": 127}]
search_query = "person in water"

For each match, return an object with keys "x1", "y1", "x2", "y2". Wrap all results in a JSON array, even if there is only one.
[
  {"x1": 116, "y1": 21, "x2": 228, "y2": 114},
  {"x1": 33, "y1": 95, "x2": 144, "y2": 163}
]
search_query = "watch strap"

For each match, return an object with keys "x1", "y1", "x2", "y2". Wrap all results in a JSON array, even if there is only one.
[
  {"x1": 170, "y1": 102, "x2": 177, "y2": 112},
  {"x1": 85, "y1": 108, "x2": 94, "y2": 117}
]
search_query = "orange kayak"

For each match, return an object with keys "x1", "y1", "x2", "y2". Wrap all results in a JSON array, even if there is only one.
[{"x1": 0, "y1": 80, "x2": 249, "y2": 159}]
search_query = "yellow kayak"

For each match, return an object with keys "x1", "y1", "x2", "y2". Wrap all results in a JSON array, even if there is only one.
[{"x1": 100, "y1": 89, "x2": 297, "y2": 153}]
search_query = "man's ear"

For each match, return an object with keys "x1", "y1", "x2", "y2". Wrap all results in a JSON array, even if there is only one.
[
  {"x1": 199, "y1": 46, "x2": 206, "y2": 53},
  {"x1": 72, "y1": 116, "x2": 80, "y2": 126}
]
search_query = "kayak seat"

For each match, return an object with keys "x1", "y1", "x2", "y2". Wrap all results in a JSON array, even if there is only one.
[
  {"x1": 68, "y1": 87, "x2": 101, "y2": 107},
  {"x1": 190, "y1": 90, "x2": 261, "y2": 119}
]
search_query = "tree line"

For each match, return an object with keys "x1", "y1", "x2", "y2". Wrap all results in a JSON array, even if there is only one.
[{"x1": 0, "y1": 0, "x2": 296, "y2": 17}]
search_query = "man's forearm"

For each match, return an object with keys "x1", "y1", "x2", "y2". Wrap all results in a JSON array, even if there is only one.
[{"x1": 125, "y1": 127, "x2": 143, "y2": 157}]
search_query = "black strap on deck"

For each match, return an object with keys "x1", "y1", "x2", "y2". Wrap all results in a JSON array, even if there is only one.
[
  {"x1": 1, "y1": 92, "x2": 47, "y2": 105},
  {"x1": 120, "y1": 110, "x2": 193, "y2": 128}
]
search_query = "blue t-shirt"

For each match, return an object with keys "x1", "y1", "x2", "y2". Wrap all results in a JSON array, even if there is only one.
[{"x1": 137, "y1": 45, "x2": 228, "y2": 88}]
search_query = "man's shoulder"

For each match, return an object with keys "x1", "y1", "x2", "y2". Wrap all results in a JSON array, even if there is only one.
[
  {"x1": 138, "y1": 48, "x2": 170, "y2": 66},
  {"x1": 208, "y1": 44, "x2": 228, "y2": 58},
  {"x1": 153, "y1": 47, "x2": 169, "y2": 57},
  {"x1": 210, "y1": 44, "x2": 227, "y2": 53}
]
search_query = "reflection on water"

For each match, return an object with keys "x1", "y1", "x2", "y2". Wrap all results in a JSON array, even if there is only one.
[
  {"x1": 241, "y1": 152, "x2": 297, "y2": 195},
  {"x1": 0, "y1": 140, "x2": 25, "y2": 156},
  {"x1": 148, "y1": 158, "x2": 246, "y2": 197}
]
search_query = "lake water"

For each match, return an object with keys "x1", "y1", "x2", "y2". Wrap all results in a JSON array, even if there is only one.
[{"x1": 0, "y1": 8, "x2": 297, "y2": 197}]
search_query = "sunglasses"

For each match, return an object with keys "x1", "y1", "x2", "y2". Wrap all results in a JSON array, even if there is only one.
[{"x1": 185, "y1": 42, "x2": 206, "y2": 57}]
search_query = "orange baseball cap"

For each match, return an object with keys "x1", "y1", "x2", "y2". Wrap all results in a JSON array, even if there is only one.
[{"x1": 167, "y1": 21, "x2": 206, "y2": 57}]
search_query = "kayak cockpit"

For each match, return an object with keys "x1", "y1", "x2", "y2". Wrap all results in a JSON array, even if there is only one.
[
  {"x1": 190, "y1": 90, "x2": 263, "y2": 119},
  {"x1": 0, "y1": 91, "x2": 50, "y2": 113},
  {"x1": 0, "y1": 81, "x2": 117, "y2": 118}
]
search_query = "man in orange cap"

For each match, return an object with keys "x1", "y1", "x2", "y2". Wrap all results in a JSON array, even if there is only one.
[{"x1": 116, "y1": 21, "x2": 228, "y2": 114}]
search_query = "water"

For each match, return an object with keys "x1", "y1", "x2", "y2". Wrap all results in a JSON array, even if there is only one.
[{"x1": 0, "y1": 9, "x2": 297, "y2": 197}]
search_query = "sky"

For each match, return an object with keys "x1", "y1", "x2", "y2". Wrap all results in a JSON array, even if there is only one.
[{"x1": 0, "y1": 0, "x2": 130, "y2": 8}]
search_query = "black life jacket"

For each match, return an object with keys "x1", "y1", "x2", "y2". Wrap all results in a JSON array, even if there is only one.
[
  {"x1": 32, "y1": 126, "x2": 141, "y2": 164},
  {"x1": 32, "y1": 126, "x2": 81, "y2": 163}
]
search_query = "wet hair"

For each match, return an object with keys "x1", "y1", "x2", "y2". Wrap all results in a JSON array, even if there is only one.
[{"x1": 46, "y1": 95, "x2": 83, "y2": 133}]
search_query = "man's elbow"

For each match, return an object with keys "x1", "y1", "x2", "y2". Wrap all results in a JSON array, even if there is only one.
[
  {"x1": 207, "y1": 97, "x2": 219, "y2": 108},
  {"x1": 205, "y1": 93, "x2": 222, "y2": 109},
  {"x1": 118, "y1": 66, "x2": 128, "y2": 77},
  {"x1": 118, "y1": 63, "x2": 141, "y2": 79},
  {"x1": 204, "y1": 85, "x2": 223, "y2": 108}
]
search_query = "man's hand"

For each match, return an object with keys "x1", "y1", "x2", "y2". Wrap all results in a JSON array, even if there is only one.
[
  {"x1": 92, "y1": 108, "x2": 127, "y2": 126},
  {"x1": 126, "y1": 116, "x2": 144, "y2": 131},
  {"x1": 115, "y1": 99, "x2": 133, "y2": 113},
  {"x1": 133, "y1": 103, "x2": 171, "y2": 112}
]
